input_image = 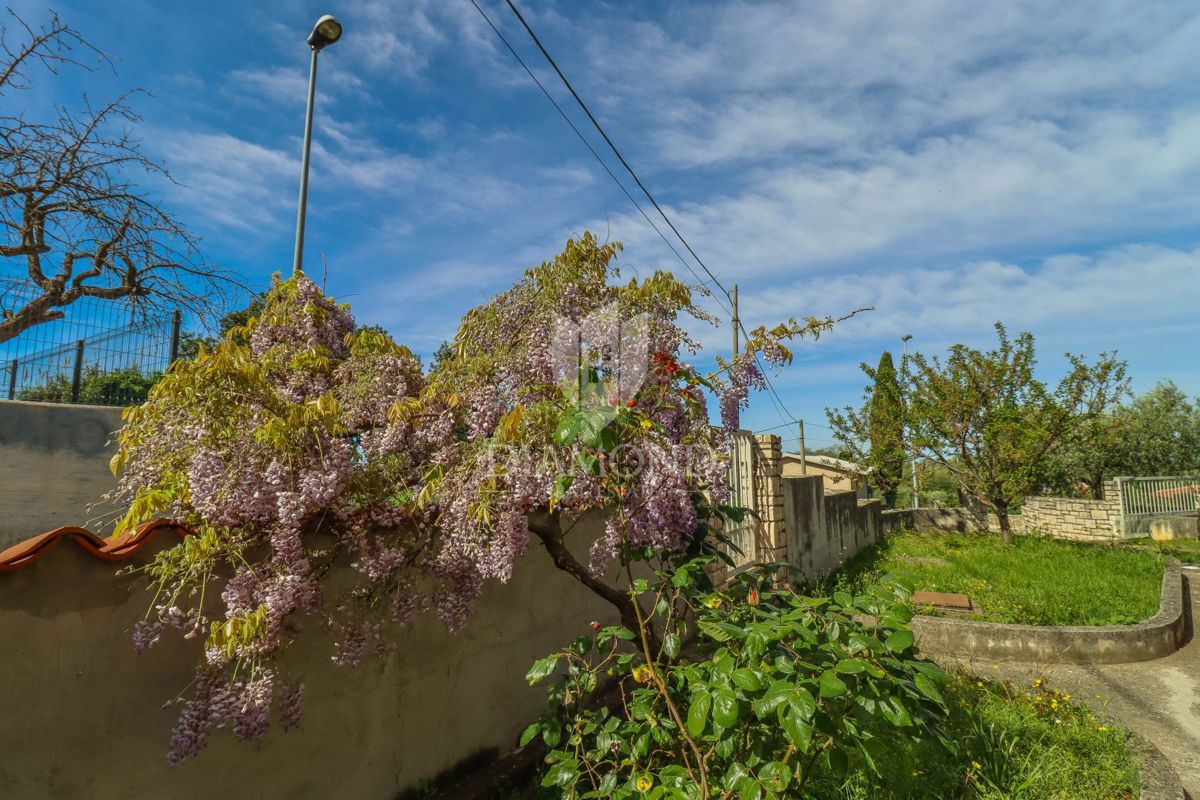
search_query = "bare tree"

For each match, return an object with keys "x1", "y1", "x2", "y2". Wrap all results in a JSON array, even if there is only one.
[{"x1": 0, "y1": 10, "x2": 237, "y2": 344}]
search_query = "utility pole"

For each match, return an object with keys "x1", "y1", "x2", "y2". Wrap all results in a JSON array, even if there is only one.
[
  {"x1": 730, "y1": 285, "x2": 741, "y2": 513},
  {"x1": 798, "y1": 419, "x2": 807, "y2": 474},
  {"x1": 731, "y1": 284, "x2": 739, "y2": 359}
]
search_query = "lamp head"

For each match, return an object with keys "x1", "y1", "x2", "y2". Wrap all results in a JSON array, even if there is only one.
[{"x1": 307, "y1": 14, "x2": 343, "y2": 50}]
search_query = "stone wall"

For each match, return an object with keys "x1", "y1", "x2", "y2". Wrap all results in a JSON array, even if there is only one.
[
  {"x1": 0, "y1": 401, "x2": 123, "y2": 546},
  {"x1": 1019, "y1": 480, "x2": 1122, "y2": 541}
]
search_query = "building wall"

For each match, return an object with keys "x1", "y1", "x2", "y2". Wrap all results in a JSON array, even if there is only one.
[
  {"x1": 0, "y1": 401, "x2": 123, "y2": 546},
  {"x1": 779, "y1": 456, "x2": 862, "y2": 495},
  {"x1": 0, "y1": 514, "x2": 619, "y2": 800}
]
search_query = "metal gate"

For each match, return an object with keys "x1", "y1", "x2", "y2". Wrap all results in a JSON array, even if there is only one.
[{"x1": 1115, "y1": 476, "x2": 1200, "y2": 537}]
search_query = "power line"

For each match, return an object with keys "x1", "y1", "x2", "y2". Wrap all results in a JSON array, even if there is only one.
[
  {"x1": 467, "y1": 0, "x2": 719, "y2": 302},
  {"x1": 502, "y1": 0, "x2": 809, "y2": 425},
  {"x1": 503, "y1": 0, "x2": 733, "y2": 316}
]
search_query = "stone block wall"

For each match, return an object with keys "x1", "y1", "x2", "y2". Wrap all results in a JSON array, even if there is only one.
[
  {"x1": 752, "y1": 434, "x2": 787, "y2": 563},
  {"x1": 1019, "y1": 480, "x2": 1122, "y2": 541},
  {"x1": 726, "y1": 434, "x2": 881, "y2": 582}
]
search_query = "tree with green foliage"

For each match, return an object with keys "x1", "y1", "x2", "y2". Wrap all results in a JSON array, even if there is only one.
[
  {"x1": 177, "y1": 295, "x2": 266, "y2": 360},
  {"x1": 824, "y1": 351, "x2": 908, "y2": 508},
  {"x1": 1053, "y1": 381, "x2": 1200, "y2": 496},
  {"x1": 18, "y1": 364, "x2": 157, "y2": 405},
  {"x1": 899, "y1": 323, "x2": 1127, "y2": 539},
  {"x1": 867, "y1": 351, "x2": 905, "y2": 506}
]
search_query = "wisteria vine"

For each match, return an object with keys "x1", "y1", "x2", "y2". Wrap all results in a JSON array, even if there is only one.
[{"x1": 110, "y1": 233, "x2": 845, "y2": 762}]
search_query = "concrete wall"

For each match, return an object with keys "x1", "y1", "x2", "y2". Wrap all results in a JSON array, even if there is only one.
[
  {"x1": 0, "y1": 514, "x2": 619, "y2": 800},
  {"x1": 782, "y1": 473, "x2": 882, "y2": 583},
  {"x1": 0, "y1": 401, "x2": 123, "y2": 546},
  {"x1": 882, "y1": 507, "x2": 987, "y2": 533}
]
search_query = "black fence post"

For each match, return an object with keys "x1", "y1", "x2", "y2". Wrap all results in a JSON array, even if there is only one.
[
  {"x1": 71, "y1": 339, "x2": 85, "y2": 403},
  {"x1": 7, "y1": 358, "x2": 16, "y2": 400},
  {"x1": 169, "y1": 309, "x2": 183, "y2": 364}
]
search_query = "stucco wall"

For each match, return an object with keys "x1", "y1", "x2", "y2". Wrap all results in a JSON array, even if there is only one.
[
  {"x1": 0, "y1": 401, "x2": 123, "y2": 546},
  {"x1": 0, "y1": 513, "x2": 618, "y2": 800},
  {"x1": 782, "y1": 474, "x2": 882, "y2": 583}
]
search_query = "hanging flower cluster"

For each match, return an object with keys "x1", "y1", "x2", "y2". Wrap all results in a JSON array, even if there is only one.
[{"x1": 111, "y1": 275, "x2": 449, "y2": 763}]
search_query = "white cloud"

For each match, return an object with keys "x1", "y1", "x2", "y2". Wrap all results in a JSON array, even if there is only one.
[
  {"x1": 153, "y1": 131, "x2": 297, "y2": 232},
  {"x1": 740, "y1": 243, "x2": 1200, "y2": 352}
]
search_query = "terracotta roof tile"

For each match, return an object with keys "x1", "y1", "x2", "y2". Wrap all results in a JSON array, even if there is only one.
[{"x1": 0, "y1": 519, "x2": 191, "y2": 573}]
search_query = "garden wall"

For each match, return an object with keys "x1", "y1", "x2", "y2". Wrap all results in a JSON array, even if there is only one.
[
  {"x1": 0, "y1": 400, "x2": 122, "y2": 546},
  {"x1": 781, "y1": 474, "x2": 883, "y2": 582},
  {"x1": 0, "y1": 514, "x2": 618, "y2": 800},
  {"x1": 1018, "y1": 480, "x2": 1122, "y2": 541}
]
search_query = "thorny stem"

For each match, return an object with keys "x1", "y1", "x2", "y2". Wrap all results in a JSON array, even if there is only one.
[{"x1": 626, "y1": 561, "x2": 709, "y2": 800}]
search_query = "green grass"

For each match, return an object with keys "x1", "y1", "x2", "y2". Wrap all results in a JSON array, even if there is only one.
[
  {"x1": 805, "y1": 675, "x2": 1141, "y2": 799},
  {"x1": 824, "y1": 530, "x2": 1164, "y2": 626},
  {"x1": 1123, "y1": 536, "x2": 1200, "y2": 564}
]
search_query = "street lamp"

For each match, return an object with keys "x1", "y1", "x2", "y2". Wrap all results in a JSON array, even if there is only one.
[
  {"x1": 291, "y1": 14, "x2": 343, "y2": 276},
  {"x1": 901, "y1": 334, "x2": 918, "y2": 508}
]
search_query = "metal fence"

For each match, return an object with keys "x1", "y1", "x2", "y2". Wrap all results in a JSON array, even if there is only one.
[
  {"x1": 1115, "y1": 476, "x2": 1200, "y2": 536},
  {"x1": 0, "y1": 278, "x2": 181, "y2": 407}
]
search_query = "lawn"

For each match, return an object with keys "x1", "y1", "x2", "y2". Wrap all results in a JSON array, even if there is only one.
[
  {"x1": 500, "y1": 675, "x2": 1142, "y2": 799},
  {"x1": 825, "y1": 530, "x2": 1165, "y2": 626},
  {"x1": 1124, "y1": 536, "x2": 1200, "y2": 565}
]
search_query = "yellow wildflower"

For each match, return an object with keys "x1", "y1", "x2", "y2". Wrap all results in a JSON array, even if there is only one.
[
  {"x1": 637, "y1": 774, "x2": 653, "y2": 792},
  {"x1": 976, "y1": 681, "x2": 984, "y2": 687},
  {"x1": 1097, "y1": 725, "x2": 1109, "y2": 731},
  {"x1": 704, "y1": 596, "x2": 722, "y2": 609},
  {"x1": 640, "y1": 419, "x2": 653, "y2": 430},
  {"x1": 971, "y1": 761, "x2": 982, "y2": 771}
]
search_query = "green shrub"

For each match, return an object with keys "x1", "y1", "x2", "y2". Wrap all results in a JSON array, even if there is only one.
[{"x1": 523, "y1": 562, "x2": 952, "y2": 799}]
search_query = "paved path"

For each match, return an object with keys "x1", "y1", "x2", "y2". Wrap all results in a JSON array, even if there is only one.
[{"x1": 942, "y1": 568, "x2": 1199, "y2": 798}]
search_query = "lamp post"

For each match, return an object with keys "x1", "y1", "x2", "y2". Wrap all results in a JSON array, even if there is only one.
[
  {"x1": 292, "y1": 14, "x2": 343, "y2": 276},
  {"x1": 901, "y1": 334, "x2": 918, "y2": 508}
]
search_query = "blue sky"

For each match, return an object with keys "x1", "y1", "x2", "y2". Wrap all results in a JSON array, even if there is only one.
[{"x1": 11, "y1": 0, "x2": 1200, "y2": 449}]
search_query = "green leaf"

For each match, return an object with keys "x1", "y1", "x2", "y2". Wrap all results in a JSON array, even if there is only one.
[
  {"x1": 819, "y1": 670, "x2": 848, "y2": 699},
  {"x1": 883, "y1": 629, "x2": 914, "y2": 652},
  {"x1": 758, "y1": 761, "x2": 792, "y2": 793},
  {"x1": 731, "y1": 668, "x2": 762, "y2": 692},
  {"x1": 914, "y1": 673, "x2": 945, "y2": 705},
  {"x1": 686, "y1": 688, "x2": 711, "y2": 737},
  {"x1": 787, "y1": 687, "x2": 817, "y2": 721},
  {"x1": 519, "y1": 722, "x2": 540, "y2": 747},
  {"x1": 834, "y1": 658, "x2": 869, "y2": 675},
  {"x1": 879, "y1": 696, "x2": 913, "y2": 728},
  {"x1": 738, "y1": 778, "x2": 763, "y2": 800},
  {"x1": 712, "y1": 686, "x2": 739, "y2": 728},
  {"x1": 663, "y1": 633, "x2": 681, "y2": 659},
  {"x1": 754, "y1": 681, "x2": 793, "y2": 718},
  {"x1": 526, "y1": 655, "x2": 559, "y2": 684},
  {"x1": 780, "y1": 705, "x2": 813, "y2": 752}
]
